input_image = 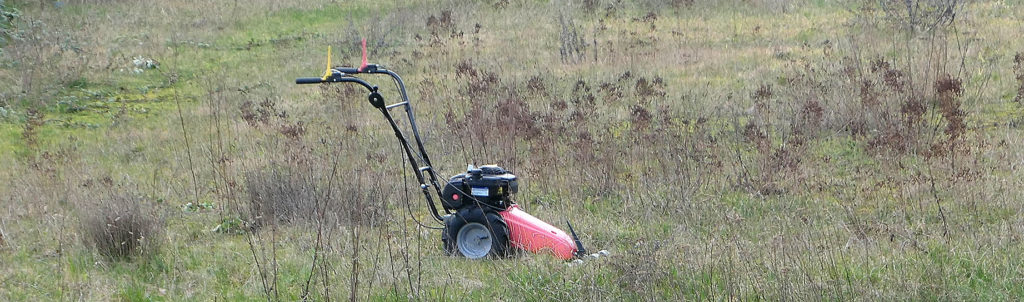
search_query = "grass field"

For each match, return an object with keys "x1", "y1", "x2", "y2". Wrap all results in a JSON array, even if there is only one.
[{"x1": 2, "y1": 0, "x2": 1024, "y2": 300}]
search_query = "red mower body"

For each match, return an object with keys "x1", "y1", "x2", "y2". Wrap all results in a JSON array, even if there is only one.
[{"x1": 500, "y1": 205, "x2": 578, "y2": 260}]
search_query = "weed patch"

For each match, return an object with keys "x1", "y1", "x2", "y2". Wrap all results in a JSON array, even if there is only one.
[{"x1": 79, "y1": 188, "x2": 163, "y2": 261}]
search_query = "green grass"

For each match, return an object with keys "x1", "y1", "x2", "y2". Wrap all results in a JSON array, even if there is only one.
[{"x1": 2, "y1": 0, "x2": 1024, "y2": 300}]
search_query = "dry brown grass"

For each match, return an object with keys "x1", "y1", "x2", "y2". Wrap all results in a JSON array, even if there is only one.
[
  {"x1": 78, "y1": 184, "x2": 163, "y2": 260},
  {"x1": 1, "y1": 0, "x2": 1024, "y2": 300}
]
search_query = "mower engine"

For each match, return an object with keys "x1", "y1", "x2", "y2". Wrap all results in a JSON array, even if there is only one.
[{"x1": 440, "y1": 165, "x2": 518, "y2": 211}]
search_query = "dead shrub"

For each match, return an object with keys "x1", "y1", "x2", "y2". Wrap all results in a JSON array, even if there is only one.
[
  {"x1": 598, "y1": 82, "x2": 623, "y2": 104},
  {"x1": 80, "y1": 191, "x2": 163, "y2": 260},
  {"x1": 526, "y1": 75, "x2": 547, "y2": 96},
  {"x1": 841, "y1": 57, "x2": 932, "y2": 155},
  {"x1": 445, "y1": 60, "x2": 543, "y2": 165},
  {"x1": 495, "y1": 92, "x2": 540, "y2": 139},
  {"x1": 21, "y1": 107, "x2": 43, "y2": 151},
  {"x1": 456, "y1": 60, "x2": 499, "y2": 97},
  {"x1": 753, "y1": 83, "x2": 773, "y2": 104},
  {"x1": 630, "y1": 103, "x2": 652, "y2": 130},
  {"x1": 899, "y1": 95, "x2": 927, "y2": 127},
  {"x1": 244, "y1": 163, "x2": 383, "y2": 229},
  {"x1": 425, "y1": 9, "x2": 461, "y2": 45},
  {"x1": 569, "y1": 80, "x2": 596, "y2": 123},
  {"x1": 634, "y1": 76, "x2": 666, "y2": 101},
  {"x1": 631, "y1": 11, "x2": 658, "y2": 31},
  {"x1": 238, "y1": 96, "x2": 306, "y2": 140},
  {"x1": 736, "y1": 83, "x2": 816, "y2": 196},
  {"x1": 859, "y1": 80, "x2": 880, "y2": 107},
  {"x1": 934, "y1": 74, "x2": 966, "y2": 154},
  {"x1": 1013, "y1": 52, "x2": 1023, "y2": 105},
  {"x1": 558, "y1": 11, "x2": 588, "y2": 63},
  {"x1": 874, "y1": 0, "x2": 962, "y2": 34},
  {"x1": 797, "y1": 99, "x2": 824, "y2": 133},
  {"x1": 742, "y1": 121, "x2": 769, "y2": 153},
  {"x1": 245, "y1": 166, "x2": 316, "y2": 227}
]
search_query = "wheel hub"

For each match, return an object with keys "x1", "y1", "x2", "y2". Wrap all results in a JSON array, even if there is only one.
[{"x1": 457, "y1": 222, "x2": 492, "y2": 259}]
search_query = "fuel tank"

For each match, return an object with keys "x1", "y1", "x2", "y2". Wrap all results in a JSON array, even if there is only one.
[{"x1": 499, "y1": 205, "x2": 577, "y2": 260}]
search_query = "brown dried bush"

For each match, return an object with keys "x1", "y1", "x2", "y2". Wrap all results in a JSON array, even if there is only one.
[
  {"x1": 558, "y1": 11, "x2": 588, "y2": 63},
  {"x1": 244, "y1": 162, "x2": 384, "y2": 229},
  {"x1": 238, "y1": 97, "x2": 306, "y2": 140},
  {"x1": 80, "y1": 190, "x2": 163, "y2": 260},
  {"x1": 934, "y1": 74, "x2": 966, "y2": 154},
  {"x1": 1013, "y1": 52, "x2": 1023, "y2": 104}
]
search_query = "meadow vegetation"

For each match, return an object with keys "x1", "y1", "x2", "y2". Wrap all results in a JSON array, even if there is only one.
[{"x1": 1, "y1": 0, "x2": 1023, "y2": 300}]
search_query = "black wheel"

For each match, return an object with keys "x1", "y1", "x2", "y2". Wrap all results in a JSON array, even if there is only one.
[{"x1": 442, "y1": 207, "x2": 510, "y2": 259}]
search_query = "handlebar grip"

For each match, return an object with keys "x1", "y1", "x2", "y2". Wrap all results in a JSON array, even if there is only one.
[
  {"x1": 334, "y1": 67, "x2": 360, "y2": 74},
  {"x1": 295, "y1": 77, "x2": 324, "y2": 84}
]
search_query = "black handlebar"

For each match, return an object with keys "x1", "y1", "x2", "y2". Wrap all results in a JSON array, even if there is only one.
[
  {"x1": 294, "y1": 63, "x2": 446, "y2": 223},
  {"x1": 296, "y1": 65, "x2": 380, "y2": 85},
  {"x1": 334, "y1": 67, "x2": 361, "y2": 74},
  {"x1": 296, "y1": 77, "x2": 323, "y2": 84},
  {"x1": 295, "y1": 72, "x2": 377, "y2": 92}
]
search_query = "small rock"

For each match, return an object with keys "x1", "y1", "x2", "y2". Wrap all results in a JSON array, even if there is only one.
[
  {"x1": 568, "y1": 259, "x2": 584, "y2": 267},
  {"x1": 131, "y1": 56, "x2": 159, "y2": 70}
]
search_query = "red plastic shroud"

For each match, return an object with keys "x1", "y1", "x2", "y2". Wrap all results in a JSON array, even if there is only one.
[{"x1": 499, "y1": 205, "x2": 577, "y2": 260}]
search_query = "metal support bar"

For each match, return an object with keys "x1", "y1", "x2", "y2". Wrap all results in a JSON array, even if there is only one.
[
  {"x1": 375, "y1": 100, "x2": 445, "y2": 222},
  {"x1": 385, "y1": 101, "x2": 409, "y2": 110}
]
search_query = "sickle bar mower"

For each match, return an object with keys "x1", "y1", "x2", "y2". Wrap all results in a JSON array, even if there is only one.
[{"x1": 295, "y1": 42, "x2": 587, "y2": 260}]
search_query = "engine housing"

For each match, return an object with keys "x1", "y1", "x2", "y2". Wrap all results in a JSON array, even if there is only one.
[{"x1": 441, "y1": 165, "x2": 518, "y2": 211}]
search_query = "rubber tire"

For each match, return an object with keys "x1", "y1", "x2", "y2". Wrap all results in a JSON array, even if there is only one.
[{"x1": 442, "y1": 207, "x2": 511, "y2": 258}]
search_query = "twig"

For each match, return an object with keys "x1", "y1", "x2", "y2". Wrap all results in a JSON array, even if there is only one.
[
  {"x1": 170, "y1": 69, "x2": 200, "y2": 205},
  {"x1": 926, "y1": 164, "x2": 951, "y2": 241},
  {"x1": 245, "y1": 230, "x2": 273, "y2": 302}
]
